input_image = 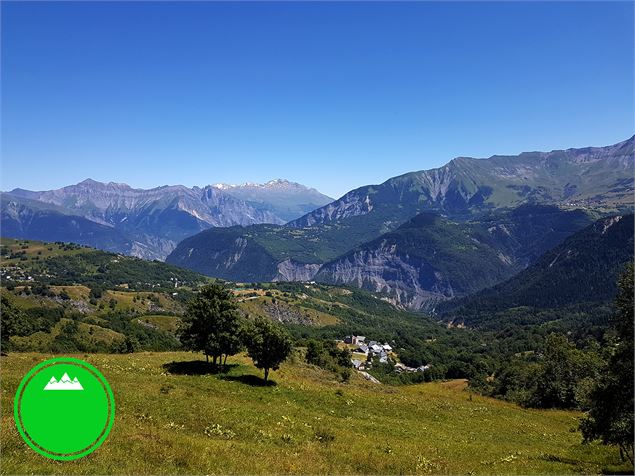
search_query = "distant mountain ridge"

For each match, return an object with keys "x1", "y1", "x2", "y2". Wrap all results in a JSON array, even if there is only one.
[
  {"x1": 2, "y1": 178, "x2": 333, "y2": 259},
  {"x1": 290, "y1": 135, "x2": 634, "y2": 228},
  {"x1": 210, "y1": 179, "x2": 333, "y2": 222},
  {"x1": 167, "y1": 137, "x2": 634, "y2": 307},
  {"x1": 1, "y1": 195, "x2": 135, "y2": 254}
]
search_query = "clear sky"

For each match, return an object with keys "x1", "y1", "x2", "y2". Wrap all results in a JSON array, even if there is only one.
[{"x1": 2, "y1": 1, "x2": 633, "y2": 199}]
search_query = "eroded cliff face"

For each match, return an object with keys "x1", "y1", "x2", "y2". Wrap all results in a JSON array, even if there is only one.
[
  {"x1": 311, "y1": 206, "x2": 598, "y2": 311},
  {"x1": 273, "y1": 259, "x2": 322, "y2": 282},
  {"x1": 129, "y1": 236, "x2": 178, "y2": 261},
  {"x1": 315, "y1": 241, "x2": 457, "y2": 311},
  {"x1": 165, "y1": 231, "x2": 281, "y2": 282}
]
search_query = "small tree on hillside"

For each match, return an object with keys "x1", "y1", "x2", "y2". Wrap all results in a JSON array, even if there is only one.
[
  {"x1": 243, "y1": 317, "x2": 293, "y2": 382},
  {"x1": 580, "y1": 263, "x2": 634, "y2": 464},
  {"x1": 179, "y1": 284, "x2": 243, "y2": 368}
]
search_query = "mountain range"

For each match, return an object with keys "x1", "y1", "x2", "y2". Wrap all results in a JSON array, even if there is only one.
[
  {"x1": 167, "y1": 137, "x2": 634, "y2": 308},
  {"x1": 2, "y1": 137, "x2": 632, "y2": 311},
  {"x1": 1, "y1": 179, "x2": 332, "y2": 260}
]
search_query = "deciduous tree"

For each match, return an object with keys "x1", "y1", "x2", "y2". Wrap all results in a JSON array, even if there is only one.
[
  {"x1": 243, "y1": 317, "x2": 292, "y2": 382},
  {"x1": 180, "y1": 284, "x2": 243, "y2": 368}
]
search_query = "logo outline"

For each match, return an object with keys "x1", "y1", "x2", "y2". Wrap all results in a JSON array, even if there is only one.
[{"x1": 14, "y1": 357, "x2": 115, "y2": 461}]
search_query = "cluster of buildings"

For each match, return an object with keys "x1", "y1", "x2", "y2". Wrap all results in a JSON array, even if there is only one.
[
  {"x1": 344, "y1": 335, "x2": 394, "y2": 369},
  {"x1": 0, "y1": 266, "x2": 34, "y2": 282},
  {"x1": 394, "y1": 362, "x2": 431, "y2": 374},
  {"x1": 344, "y1": 334, "x2": 431, "y2": 374}
]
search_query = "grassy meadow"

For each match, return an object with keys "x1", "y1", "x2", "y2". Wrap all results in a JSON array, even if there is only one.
[{"x1": 1, "y1": 352, "x2": 630, "y2": 475}]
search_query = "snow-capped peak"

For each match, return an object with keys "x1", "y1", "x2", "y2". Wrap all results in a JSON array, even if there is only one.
[
  {"x1": 211, "y1": 183, "x2": 235, "y2": 190},
  {"x1": 211, "y1": 179, "x2": 295, "y2": 190}
]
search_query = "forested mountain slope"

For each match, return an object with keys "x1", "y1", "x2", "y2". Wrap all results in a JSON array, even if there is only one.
[{"x1": 439, "y1": 214, "x2": 634, "y2": 329}]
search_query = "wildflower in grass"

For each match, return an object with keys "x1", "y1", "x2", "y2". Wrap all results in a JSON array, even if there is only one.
[
  {"x1": 164, "y1": 421, "x2": 185, "y2": 431},
  {"x1": 415, "y1": 455, "x2": 438, "y2": 473},
  {"x1": 256, "y1": 429, "x2": 273, "y2": 440},
  {"x1": 204, "y1": 423, "x2": 236, "y2": 439}
]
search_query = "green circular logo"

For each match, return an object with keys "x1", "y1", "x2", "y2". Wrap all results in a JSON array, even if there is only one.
[{"x1": 14, "y1": 357, "x2": 115, "y2": 461}]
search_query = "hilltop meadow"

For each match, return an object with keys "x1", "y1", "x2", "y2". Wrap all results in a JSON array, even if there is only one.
[{"x1": 1, "y1": 351, "x2": 630, "y2": 475}]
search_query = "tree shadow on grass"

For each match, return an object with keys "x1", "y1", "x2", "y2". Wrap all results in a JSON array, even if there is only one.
[
  {"x1": 539, "y1": 453, "x2": 632, "y2": 474},
  {"x1": 601, "y1": 467, "x2": 633, "y2": 475},
  {"x1": 219, "y1": 374, "x2": 277, "y2": 387},
  {"x1": 162, "y1": 360, "x2": 239, "y2": 376}
]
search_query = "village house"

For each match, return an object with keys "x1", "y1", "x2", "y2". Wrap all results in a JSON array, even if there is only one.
[
  {"x1": 346, "y1": 335, "x2": 397, "y2": 369},
  {"x1": 394, "y1": 362, "x2": 432, "y2": 373},
  {"x1": 344, "y1": 335, "x2": 366, "y2": 345},
  {"x1": 369, "y1": 343, "x2": 383, "y2": 355},
  {"x1": 351, "y1": 359, "x2": 365, "y2": 370},
  {"x1": 356, "y1": 343, "x2": 369, "y2": 355}
]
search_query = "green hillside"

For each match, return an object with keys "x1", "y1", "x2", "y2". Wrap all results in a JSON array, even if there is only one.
[
  {"x1": 3, "y1": 236, "x2": 630, "y2": 384},
  {"x1": 0, "y1": 238, "x2": 543, "y2": 382},
  {"x1": 0, "y1": 255, "x2": 491, "y2": 379},
  {"x1": 1, "y1": 238, "x2": 207, "y2": 291},
  {"x1": 315, "y1": 206, "x2": 595, "y2": 307},
  {"x1": 1, "y1": 352, "x2": 630, "y2": 475},
  {"x1": 0, "y1": 238, "x2": 211, "y2": 353}
]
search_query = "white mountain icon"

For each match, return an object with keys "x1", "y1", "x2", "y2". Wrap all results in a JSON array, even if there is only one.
[{"x1": 44, "y1": 372, "x2": 84, "y2": 391}]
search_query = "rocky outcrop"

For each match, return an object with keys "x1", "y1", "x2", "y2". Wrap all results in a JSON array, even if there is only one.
[
  {"x1": 288, "y1": 191, "x2": 373, "y2": 227},
  {"x1": 315, "y1": 243, "x2": 455, "y2": 311},
  {"x1": 263, "y1": 301, "x2": 315, "y2": 326},
  {"x1": 274, "y1": 259, "x2": 321, "y2": 282}
]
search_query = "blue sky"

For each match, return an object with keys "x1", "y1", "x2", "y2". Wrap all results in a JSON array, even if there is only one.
[{"x1": 2, "y1": 1, "x2": 633, "y2": 199}]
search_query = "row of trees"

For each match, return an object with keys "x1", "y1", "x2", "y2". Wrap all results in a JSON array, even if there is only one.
[{"x1": 179, "y1": 284, "x2": 293, "y2": 381}]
